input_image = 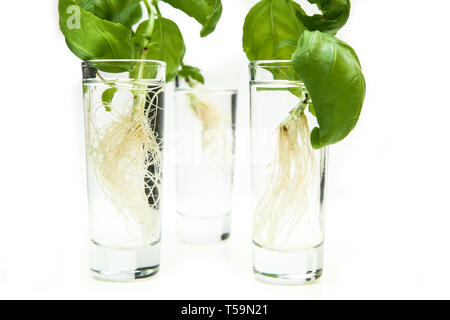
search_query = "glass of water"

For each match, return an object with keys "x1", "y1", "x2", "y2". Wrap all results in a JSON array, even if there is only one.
[
  {"x1": 249, "y1": 61, "x2": 328, "y2": 284},
  {"x1": 175, "y1": 72, "x2": 238, "y2": 243}
]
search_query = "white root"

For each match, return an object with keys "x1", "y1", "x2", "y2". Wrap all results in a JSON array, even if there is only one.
[
  {"x1": 253, "y1": 113, "x2": 317, "y2": 249},
  {"x1": 188, "y1": 90, "x2": 231, "y2": 171},
  {"x1": 88, "y1": 86, "x2": 163, "y2": 244}
]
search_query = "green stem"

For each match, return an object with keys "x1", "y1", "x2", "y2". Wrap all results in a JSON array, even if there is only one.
[
  {"x1": 186, "y1": 77, "x2": 196, "y2": 88},
  {"x1": 152, "y1": 0, "x2": 162, "y2": 16},
  {"x1": 281, "y1": 94, "x2": 309, "y2": 127},
  {"x1": 137, "y1": 0, "x2": 157, "y2": 80}
]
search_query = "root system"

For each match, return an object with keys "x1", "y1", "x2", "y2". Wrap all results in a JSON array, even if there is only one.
[
  {"x1": 253, "y1": 112, "x2": 317, "y2": 249},
  {"x1": 88, "y1": 86, "x2": 163, "y2": 244},
  {"x1": 188, "y1": 90, "x2": 230, "y2": 171}
]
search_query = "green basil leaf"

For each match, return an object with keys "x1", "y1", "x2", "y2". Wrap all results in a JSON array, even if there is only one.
[
  {"x1": 178, "y1": 64, "x2": 205, "y2": 85},
  {"x1": 59, "y1": 0, "x2": 135, "y2": 62},
  {"x1": 243, "y1": 0, "x2": 306, "y2": 61},
  {"x1": 80, "y1": 0, "x2": 95, "y2": 11},
  {"x1": 134, "y1": 17, "x2": 186, "y2": 82},
  {"x1": 296, "y1": 0, "x2": 350, "y2": 35},
  {"x1": 161, "y1": 0, "x2": 222, "y2": 37},
  {"x1": 308, "y1": 103, "x2": 316, "y2": 117},
  {"x1": 81, "y1": 0, "x2": 143, "y2": 30},
  {"x1": 271, "y1": 65, "x2": 303, "y2": 97},
  {"x1": 101, "y1": 87, "x2": 117, "y2": 111},
  {"x1": 292, "y1": 30, "x2": 366, "y2": 149},
  {"x1": 278, "y1": 39, "x2": 298, "y2": 50}
]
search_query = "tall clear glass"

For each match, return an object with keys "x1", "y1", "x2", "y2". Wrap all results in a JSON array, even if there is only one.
[
  {"x1": 250, "y1": 61, "x2": 328, "y2": 284},
  {"x1": 175, "y1": 73, "x2": 238, "y2": 242},
  {"x1": 82, "y1": 60, "x2": 166, "y2": 281}
]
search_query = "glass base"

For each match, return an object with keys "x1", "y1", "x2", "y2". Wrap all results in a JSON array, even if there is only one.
[
  {"x1": 176, "y1": 212, "x2": 231, "y2": 243},
  {"x1": 90, "y1": 241, "x2": 160, "y2": 282},
  {"x1": 253, "y1": 242, "x2": 324, "y2": 285}
]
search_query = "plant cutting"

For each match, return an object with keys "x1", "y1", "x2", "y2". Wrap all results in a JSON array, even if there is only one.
[
  {"x1": 171, "y1": 26, "x2": 237, "y2": 244},
  {"x1": 244, "y1": 0, "x2": 365, "y2": 283},
  {"x1": 58, "y1": 0, "x2": 223, "y2": 280},
  {"x1": 178, "y1": 65, "x2": 229, "y2": 168},
  {"x1": 174, "y1": 71, "x2": 237, "y2": 243}
]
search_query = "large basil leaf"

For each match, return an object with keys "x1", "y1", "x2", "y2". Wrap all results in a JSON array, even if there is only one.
[
  {"x1": 292, "y1": 30, "x2": 366, "y2": 149},
  {"x1": 81, "y1": 0, "x2": 142, "y2": 30},
  {"x1": 80, "y1": 0, "x2": 95, "y2": 11},
  {"x1": 59, "y1": 0, "x2": 135, "y2": 61},
  {"x1": 161, "y1": 0, "x2": 222, "y2": 37},
  {"x1": 243, "y1": 0, "x2": 306, "y2": 61},
  {"x1": 134, "y1": 17, "x2": 186, "y2": 82},
  {"x1": 296, "y1": 0, "x2": 350, "y2": 35}
]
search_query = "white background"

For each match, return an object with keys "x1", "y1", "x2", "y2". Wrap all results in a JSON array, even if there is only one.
[{"x1": 0, "y1": 0, "x2": 449, "y2": 299}]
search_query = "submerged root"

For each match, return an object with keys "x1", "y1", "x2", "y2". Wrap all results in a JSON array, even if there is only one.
[
  {"x1": 188, "y1": 91, "x2": 231, "y2": 171},
  {"x1": 254, "y1": 113, "x2": 317, "y2": 249},
  {"x1": 88, "y1": 87, "x2": 163, "y2": 244}
]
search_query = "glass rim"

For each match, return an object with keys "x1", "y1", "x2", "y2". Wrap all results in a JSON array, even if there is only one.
[
  {"x1": 176, "y1": 70, "x2": 239, "y2": 90},
  {"x1": 249, "y1": 60, "x2": 293, "y2": 68},
  {"x1": 82, "y1": 59, "x2": 167, "y2": 66}
]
